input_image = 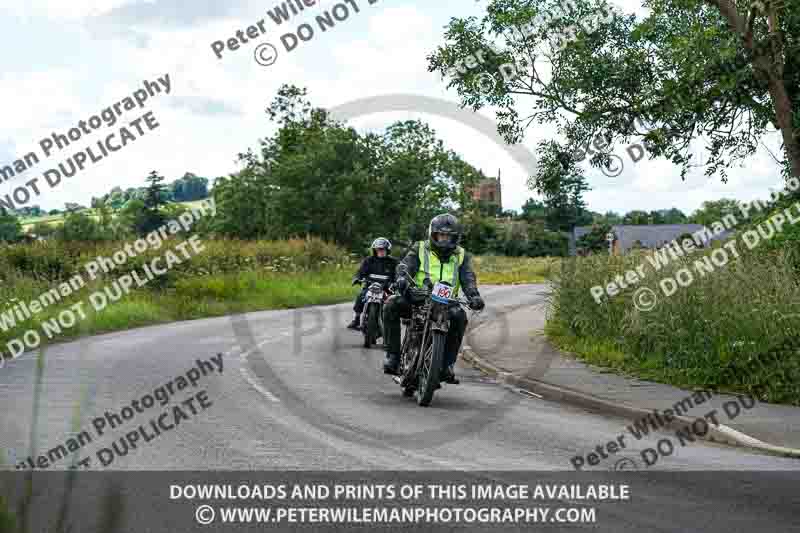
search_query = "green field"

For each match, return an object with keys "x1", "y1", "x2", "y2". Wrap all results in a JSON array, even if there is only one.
[{"x1": 20, "y1": 200, "x2": 209, "y2": 232}]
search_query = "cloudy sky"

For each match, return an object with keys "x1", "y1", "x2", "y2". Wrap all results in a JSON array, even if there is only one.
[{"x1": 0, "y1": 0, "x2": 789, "y2": 216}]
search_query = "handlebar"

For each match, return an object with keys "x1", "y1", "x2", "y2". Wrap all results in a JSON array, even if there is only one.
[{"x1": 396, "y1": 271, "x2": 479, "y2": 312}]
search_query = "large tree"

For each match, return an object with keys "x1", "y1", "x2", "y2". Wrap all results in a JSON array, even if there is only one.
[
  {"x1": 171, "y1": 173, "x2": 209, "y2": 202},
  {"x1": 520, "y1": 198, "x2": 548, "y2": 222},
  {"x1": 689, "y1": 198, "x2": 743, "y2": 225},
  {"x1": 530, "y1": 140, "x2": 593, "y2": 231},
  {"x1": 428, "y1": 0, "x2": 799, "y2": 186},
  {"x1": 216, "y1": 85, "x2": 483, "y2": 248}
]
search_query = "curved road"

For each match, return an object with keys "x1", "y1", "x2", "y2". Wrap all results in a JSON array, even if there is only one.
[{"x1": 1, "y1": 284, "x2": 799, "y2": 531}]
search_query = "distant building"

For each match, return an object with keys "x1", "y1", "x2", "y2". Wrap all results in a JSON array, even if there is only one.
[
  {"x1": 570, "y1": 224, "x2": 735, "y2": 255},
  {"x1": 468, "y1": 169, "x2": 502, "y2": 210}
]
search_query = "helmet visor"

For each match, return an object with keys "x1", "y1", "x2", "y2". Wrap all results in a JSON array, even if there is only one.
[{"x1": 431, "y1": 232, "x2": 457, "y2": 246}]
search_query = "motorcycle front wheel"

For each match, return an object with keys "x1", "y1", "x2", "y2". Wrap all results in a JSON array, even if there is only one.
[
  {"x1": 363, "y1": 303, "x2": 379, "y2": 348},
  {"x1": 415, "y1": 331, "x2": 445, "y2": 407}
]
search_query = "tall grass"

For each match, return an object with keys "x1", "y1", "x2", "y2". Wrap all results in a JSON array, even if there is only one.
[
  {"x1": 548, "y1": 244, "x2": 800, "y2": 404},
  {"x1": 473, "y1": 255, "x2": 559, "y2": 284},
  {"x1": 0, "y1": 236, "x2": 552, "y2": 358},
  {"x1": 0, "y1": 238, "x2": 357, "y2": 357}
]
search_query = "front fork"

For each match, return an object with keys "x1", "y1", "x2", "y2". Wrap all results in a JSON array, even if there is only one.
[{"x1": 414, "y1": 303, "x2": 450, "y2": 380}]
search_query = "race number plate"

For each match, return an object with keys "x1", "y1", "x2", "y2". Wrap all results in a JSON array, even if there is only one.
[{"x1": 431, "y1": 282, "x2": 453, "y2": 303}]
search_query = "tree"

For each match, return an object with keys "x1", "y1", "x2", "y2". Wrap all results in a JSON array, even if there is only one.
[
  {"x1": 144, "y1": 171, "x2": 168, "y2": 211},
  {"x1": 529, "y1": 140, "x2": 592, "y2": 231},
  {"x1": 661, "y1": 207, "x2": 689, "y2": 224},
  {"x1": 461, "y1": 212, "x2": 500, "y2": 254},
  {"x1": 216, "y1": 84, "x2": 482, "y2": 248},
  {"x1": 576, "y1": 223, "x2": 612, "y2": 253},
  {"x1": 95, "y1": 201, "x2": 130, "y2": 240},
  {"x1": 171, "y1": 173, "x2": 209, "y2": 201},
  {"x1": 428, "y1": 0, "x2": 800, "y2": 188},
  {"x1": 56, "y1": 211, "x2": 102, "y2": 241},
  {"x1": 595, "y1": 211, "x2": 623, "y2": 225},
  {"x1": 0, "y1": 209, "x2": 21, "y2": 242},
  {"x1": 475, "y1": 200, "x2": 502, "y2": 217},
  {"x1": 126, "y1": 171, "x2": 169, "y2": 235},
  {"x1": 105, "y1": 187, "x2": 127, "y2": 209},
  {"x1": 64, "y1": 202, "x2": 84, "y2": 213},
  {"x1": 16, "y1": 206, "x2": 43, "y2": 218},
  {"x1": 521, "y1": 198, "x2": 548, "y2": 223},
  {"x1": 212, "y1": 169, "x2": 272, "y2": 240},
  {"x1": 118, "y1": 198, "x2": 165, "y2": 236},
  {"x1": 689, "y1": 198, "x2": 742, "y2": 226},
  {"x1": 623, "y1": 210, "x2": 652, "y2": 225}
]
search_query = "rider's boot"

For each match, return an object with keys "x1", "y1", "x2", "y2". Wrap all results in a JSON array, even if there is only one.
[
  {"x1": 346, "y1": 313, "x2": 360, "y2": 330},
  {"x1": 383, "y1": 352, "x2": 400, "y2": 375},
  {"x1": 441, "y1": 364, "x2": 459, "y2": 384}
]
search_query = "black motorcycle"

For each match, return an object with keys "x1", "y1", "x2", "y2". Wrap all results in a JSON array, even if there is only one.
[
  {"x1": 357, "y1": 274, "x2": 393, "y2": 348},
  {"x1": 393, "y1": 274, "x2": 472, "y2": 407}
]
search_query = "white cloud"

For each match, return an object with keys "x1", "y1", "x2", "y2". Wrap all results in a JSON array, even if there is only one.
[
  {"x1": 1, "y1": 0, "x2": 135, "y2": 21},
  {"x1": 0, "y1": 0, "x2": 790, "y2": 217}
]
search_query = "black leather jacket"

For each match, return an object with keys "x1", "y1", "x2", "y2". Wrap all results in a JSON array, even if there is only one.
[{"x1": 355, "y1": 255, "x2": 399, "y2": 286}]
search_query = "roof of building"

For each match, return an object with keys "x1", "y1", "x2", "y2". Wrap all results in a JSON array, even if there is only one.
[{"x1": 574, "y1": 224, "x2": 734, "y2": 251}]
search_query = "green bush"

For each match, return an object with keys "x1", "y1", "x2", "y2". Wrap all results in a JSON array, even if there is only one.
[
  {"x1": 549, "y1": 242, "x2": 800, "y2": 404},
  {"x1": 0, "y1": 237, "x2": 358, "y2": 357},
  {"x1": 461, "y1": 215, "x2": 568, "y2": 257}
]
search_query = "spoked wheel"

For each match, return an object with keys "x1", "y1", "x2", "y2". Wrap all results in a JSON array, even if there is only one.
[
  {"x1": 415, "y1": 331, "x2": 445, "y2": 407},
  {"x1": 363, "y1": 304, "x2": 379, "y2": 348},
  {"x1": 399, "y1": 330, "x2": 417, "y2": 397}
]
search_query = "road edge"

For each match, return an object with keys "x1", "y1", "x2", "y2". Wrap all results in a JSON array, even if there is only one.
[{"x1": 460, "y1": 332, "x2": 800, "y2": 460}]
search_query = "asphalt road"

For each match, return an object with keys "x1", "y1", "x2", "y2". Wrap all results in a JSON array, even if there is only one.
[{"x1": 1, "y1": 284, "x2": 799, "y2": 531}]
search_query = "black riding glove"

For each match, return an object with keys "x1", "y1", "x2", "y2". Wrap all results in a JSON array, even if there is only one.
[
  {"x1": 468, "y1": 295, "x2": 485, "y2": 311},
  {"x1": 352, "y1": 278, "x2": 362, "y2": 286},
  {"x1": 396, "y1": 277, "x2": 409, "y2": 294}
]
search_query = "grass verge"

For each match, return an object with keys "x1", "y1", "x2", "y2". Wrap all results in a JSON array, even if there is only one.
[
  {"x1": 0, "y1": 242, "x2": 554, "y2": 359},
  {"x1": 547, "y1": 245, "x2": 800, "y2": 405},
  {"x1": 473, "y1": 255, "x2": 559, "y2": 284}
]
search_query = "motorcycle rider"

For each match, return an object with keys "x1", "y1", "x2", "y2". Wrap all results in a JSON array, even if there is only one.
[
  {"x1": 383, "y1": 213, "x2": 485, "y2": 383},
  {"x1": 347, "y1": 238, "x2": 399, "y2": 330}
]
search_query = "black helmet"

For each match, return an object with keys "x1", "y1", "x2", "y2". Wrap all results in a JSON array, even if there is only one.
[
  {"x1": 428, "y1": 213, "x2": 461, "y2": 256},
  {"x1": 371, "y1": 237, "x2": 391, "y2": 256}
]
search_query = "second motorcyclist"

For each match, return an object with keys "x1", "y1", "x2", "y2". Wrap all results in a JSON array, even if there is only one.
[{"x1": 347, "y1": 238, "x2": 399, "y2": 330}]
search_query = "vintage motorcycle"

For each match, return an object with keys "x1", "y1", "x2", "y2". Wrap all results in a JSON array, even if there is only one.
[
  {"x1": 357, "y1": 274, "x2": 393, "y2": 348},
  {"x1": 393, "y1": 274, "x2": 472, "y2": 407}
]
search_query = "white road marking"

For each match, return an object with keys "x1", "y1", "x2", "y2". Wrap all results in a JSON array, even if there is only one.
[{"x1": 234, "y1": 333, "x2": 292, "y2": 404}]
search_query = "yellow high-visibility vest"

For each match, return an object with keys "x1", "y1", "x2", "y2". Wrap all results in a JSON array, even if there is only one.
[{"x1": 415, "y1": 241, "x2": 463, "y2": 296}]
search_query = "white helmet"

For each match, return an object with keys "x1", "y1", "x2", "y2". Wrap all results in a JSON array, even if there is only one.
[{"x1": 371, "y1": 237, "x2": 391, "y2": 255}]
